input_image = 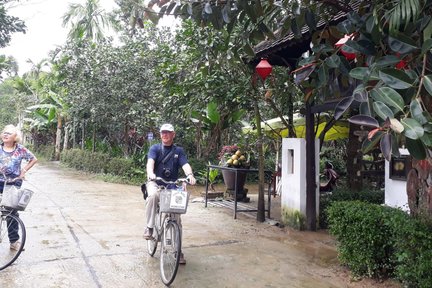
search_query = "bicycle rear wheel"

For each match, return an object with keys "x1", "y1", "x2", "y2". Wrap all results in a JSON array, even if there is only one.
[
  {"x1": 160, "y1": 220, "x2": 181, "y2": 286},
  {"x1": 146, "y1": 208, "x2": 161, "y2": 257},
  {"x1": 0, "y1": 212, "x2": 26, "y2": 270}
]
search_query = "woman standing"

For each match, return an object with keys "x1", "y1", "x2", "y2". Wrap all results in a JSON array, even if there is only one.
[{"x1": 0, "y1": 124, "x2": 37, "y2": 250}]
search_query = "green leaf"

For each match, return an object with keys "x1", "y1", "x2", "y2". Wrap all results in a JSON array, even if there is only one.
[
  {"x1": 375, "y1": 55, "x2": 402, "y2": 68},
  {"x1": 204, "y1": 3, "x2": 213, "y2": 14},
  {"x1": 250, "y1": 29, "x2": 265, "y2": 42},
  {"x1": 391, "y1": 133, "x2": 401, "y2": 157},
  {"x1": 373, "y1": 101, "x2": 394, "y2": 120},
  {"x1": 410, "y1": 99, "x2": 428, "y2": 124},
  {"x1": 362, "y1": 130, "x2": 384, "y2": 154},
  {"x1": 243, "y1": 42, "x2": 255, "y2": 57},
  {"x1": 388, "y1": 34, "x2": 419, "y2": 54},
  {"x1": 401, "y1": 118, "x2": 424, "y2": 139},
  {"x1": 258, "y1": 23, "x2": 275, "y2": 40},
  {"x1": 378, "y1": 68, "x2": 413, "y2": 89},
  {"x1": 348, "y1": 115, "x2": 379, "y2": 127},
  {"x1": 334, "y1": 96, "x2": 354, "y2": 120},
  {"x1": 359, "y1": 102, "x2": 372, "y2": 116},
  {"x1": 206, "y1": 102, "x2": 220, "y2": 124},
  {"x1": 380, "y1": 133, "x2": 392, "y2": 161},
  {"x1": 373, "y1": 87, "x2": 405, "y2": 112},
  {"x1": 421, "y1": 39, "x2": 432, "y2": 55},
  {"x1": 318, "y1": 64, "x2": 328, "y2": 87},
  {"x1": 291, "y1": 17, "x2": 300, "y2": 37},
  {"x1": 325, "y1": 54, "x2": 340, "y2": 68},
  {"x1": 305, "y1": 9, "x2": 317, "y2": 30},
  {"x1": 420, "y1": 132, "x2": 432, "y2": 147},
  {"x1": 353, "y1": 85, "x2": 368, "y2": 102},
  {"x1": 406, "y1": 137, "x2": 426, "y2": 159},
  {"x1": 221, "y1": 4, "x2": 230, "y2": 23},
  {"x1": 423, "y1": 75, "x2": 432, "y2": 96},
  {"x1": 349, "y1": 67, "x2": 370, "y2": 80},
  {"x1": 343, "y1": 39, "x2": 376, "y2": 55},
  {"x1": 424, "y1": 123, "x2": 432, "y2": 133},
  {"x1": 423, "y1": 15, "x2": 432, "y2": 40}
]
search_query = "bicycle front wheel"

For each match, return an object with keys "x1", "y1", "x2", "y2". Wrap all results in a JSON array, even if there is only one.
[
  {"x1": 0, "y1": 212, "x2": 26, "y2": 271},
  {"x1": 147, "y1": 208, "x2": 161, "y2": 257},
  {"x1": 160, "y1": 220, "x2": 181, "y2": 286}
]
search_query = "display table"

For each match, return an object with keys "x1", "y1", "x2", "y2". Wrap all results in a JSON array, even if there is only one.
[{"x1": 204, "y1": 164, "x2": 273, "y2": 219}]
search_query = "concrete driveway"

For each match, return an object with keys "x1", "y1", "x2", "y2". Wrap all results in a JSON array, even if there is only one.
[{"x1": 0, "y1": 162, "x2": 400, "y2": 288}]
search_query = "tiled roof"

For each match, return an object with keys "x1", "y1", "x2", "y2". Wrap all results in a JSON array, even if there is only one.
[{"x1": 252, "y1": 1, "x2": 364, "y2": 65}]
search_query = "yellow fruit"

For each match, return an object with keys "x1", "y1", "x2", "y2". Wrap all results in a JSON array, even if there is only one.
[
  {"x1": 233, "y1": 159, "x2": 239, "y2": 166},
  {"x1": 235, "y1": 150, "x2": 242, "y2": 157},
  {"x1": 227, "y1": 159, "x2": 233, "y2": 165},
  {"x1": 239, "y1": 155, "x2": 246, "y2": 161},
  {"x1": 231, "y1": 155, "x2": 239, "y2": 160}
]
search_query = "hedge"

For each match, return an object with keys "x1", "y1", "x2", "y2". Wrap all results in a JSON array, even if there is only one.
[{"x1": 327, "y1": 201, "x2": 432, "y2": 287}]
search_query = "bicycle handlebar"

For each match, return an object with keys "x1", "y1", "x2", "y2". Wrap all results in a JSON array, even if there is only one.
[
  {"x1": 0, "y1": 172, "x2": 20, "y2": 184},
  {"x1": 151, "y1": 177, "x2": 190, "y2": 185}
]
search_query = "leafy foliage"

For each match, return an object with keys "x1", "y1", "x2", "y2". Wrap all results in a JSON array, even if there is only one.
[
  {"x1": 0, "y1": 1, "x2": 26, "y2": 48},
  {"x1": 327, "y1": 201, "x2": 432, "y2": 286}
]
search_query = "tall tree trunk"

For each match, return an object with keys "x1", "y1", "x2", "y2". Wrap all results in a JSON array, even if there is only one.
[
  {"x1": 92, "y1": 125, "x2": 96, "y2": 153},
  {"x1": 55, "y1": 116, "x2": 62, "y2": 161},
  {"x1": 407, "y1": 158, "x2": 432, "y2": 217},
  {"x1": 255, "y1": 98, "x2": 265, "y2": 222},
  {"x1": 72, "y1": 118, "x2": 76, "y2": 149},
  {"x1": 63, "y1": 122, "x2": 69, "y2": 151},
  {"x1": 81, "y1": 119, "x2": 85, "y2": 150},
  {"x1": 346, "y1": 121, "x2": 363, "y2": 191}
]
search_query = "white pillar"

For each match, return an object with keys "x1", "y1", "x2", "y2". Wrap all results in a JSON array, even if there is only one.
[{"x1": 281, "y1": 138, "x2": 319, "y2": 227}]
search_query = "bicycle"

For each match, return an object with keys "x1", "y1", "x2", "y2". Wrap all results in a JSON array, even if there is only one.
[
  {"x1": 145, "y1": 177, "x2": 190, "y2": 286},
  {"x1": 0, "y1": 177, "x2": 33, "y2": 270}
]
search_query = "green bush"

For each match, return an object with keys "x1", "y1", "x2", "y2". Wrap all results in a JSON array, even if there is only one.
[
  {"x1": 327, "y1": 201, "x2": 396, "y2": 278},
  {"x1": 60, "y1": 149, "x2": 140, "y2": 182},
  {"x1": 327, "y1": 201, "x2": 432, "y2": 287},
  {"x1": 385, "y1": 212, "x2": 432, "y2": 287},
  {"x1": 319, "y1": 186, "x2": 384, "y2": 229},
  {"x1": 33, "y1": 145, "x2": 55, "y2": 161},
  {"x1": 105, "y1": 157, "x2": 134, "y2": 177}
]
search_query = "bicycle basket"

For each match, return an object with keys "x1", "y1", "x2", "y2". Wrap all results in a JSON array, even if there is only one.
[
  {"x1": 159, "y1": 189, "x2": 189, "y2": 214},
  {"x1": 0, "y1": 185, "x2": 34, "y2": 211}
]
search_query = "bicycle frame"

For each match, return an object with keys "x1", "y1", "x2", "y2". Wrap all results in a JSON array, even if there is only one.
[
  {"x1": 0, "y1": 174, "x2": 27, "y2": 270},
  {"x1": 146, "y1": 177, "x2": 189, "y2": 286}
]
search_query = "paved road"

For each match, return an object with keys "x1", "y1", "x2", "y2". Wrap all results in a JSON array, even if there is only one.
[{"x1": 0, "y1": 163, "x2": 399, "y2": 288}]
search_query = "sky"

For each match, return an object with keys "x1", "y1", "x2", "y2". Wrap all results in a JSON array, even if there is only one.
[{"x1": 1, "y1": 0, "x2": 175, "y2": 75}]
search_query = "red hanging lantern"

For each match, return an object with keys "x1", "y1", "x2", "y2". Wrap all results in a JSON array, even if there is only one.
[
  {"x1": 256, "y1": 58, "x2": 272, "y2": 80},
  {"x1": 335, "y1": 34, "x2": 356, "y2": 61}
]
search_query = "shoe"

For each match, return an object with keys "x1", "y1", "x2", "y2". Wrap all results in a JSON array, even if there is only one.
[
  {"x1": 143, "y1": 227, "x2": 153, "y2": 240},
  {"x1": 10, "y1": 241, "x2": 23, "y2": 251},
  {"x1": 179, "y1": 252, "x2": 186, "y2": 265}
]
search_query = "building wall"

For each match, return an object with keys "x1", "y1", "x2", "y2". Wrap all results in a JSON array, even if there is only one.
[{"x1": 385, "y1": 149, "x2": 409, "y2": 211}]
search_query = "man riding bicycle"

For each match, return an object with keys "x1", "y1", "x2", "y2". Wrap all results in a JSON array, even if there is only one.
[{"x1": 144, "y1": 123, "x2": 196, "y2": 264}]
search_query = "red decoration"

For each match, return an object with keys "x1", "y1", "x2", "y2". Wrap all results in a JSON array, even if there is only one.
[
  {"x1": 335, "y1": 34, "x2": 356, "y2": 61},
  {"x1": 395, "y1": 53, "x2": 408, "y2": 70},
  {"x1": 256, "y1": 58, "x2": 273, "y2": 80}
]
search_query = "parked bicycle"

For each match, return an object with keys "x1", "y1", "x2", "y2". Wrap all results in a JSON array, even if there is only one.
[
  {"x1": 0, "y1": 177, "x2": 33, "y2": 270},
  {"x1": 145, "y1": 177, "x2": 190, "y2": 286}
]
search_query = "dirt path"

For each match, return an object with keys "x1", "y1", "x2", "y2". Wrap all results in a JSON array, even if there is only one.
[{"x1": 0, "y1": 162, "x2": 400, "y2": 287}]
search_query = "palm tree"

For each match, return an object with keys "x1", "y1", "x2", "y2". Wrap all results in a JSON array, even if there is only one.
[{"x1": 62, "y1": 0, "x2": 111, "y2": 43}]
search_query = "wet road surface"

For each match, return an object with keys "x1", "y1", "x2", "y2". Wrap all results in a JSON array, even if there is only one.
[{"x1": 0, "y1": 163, "x2": 400, "y2": 288}]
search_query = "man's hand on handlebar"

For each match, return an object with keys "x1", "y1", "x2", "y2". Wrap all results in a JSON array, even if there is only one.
[
  {"x1": 186, "y1": 174, "x2": 196, "y2": 185},
  {"x1": 147, "y1": 173, "x2": 156, "y2": 181}
]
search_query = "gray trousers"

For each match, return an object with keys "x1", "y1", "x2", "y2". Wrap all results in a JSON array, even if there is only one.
[{"x1": 145, "y1": 181, "x2": 181, "y2": 230}]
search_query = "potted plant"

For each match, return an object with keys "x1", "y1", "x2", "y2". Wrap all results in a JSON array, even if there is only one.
[{"x1": 218, "y1": 145, "x2": 251, "y2": 201}]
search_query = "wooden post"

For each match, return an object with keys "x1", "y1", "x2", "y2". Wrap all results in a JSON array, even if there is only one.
[{"x1": 305, "y1": 102, "x2": 317, "y2": 231}]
